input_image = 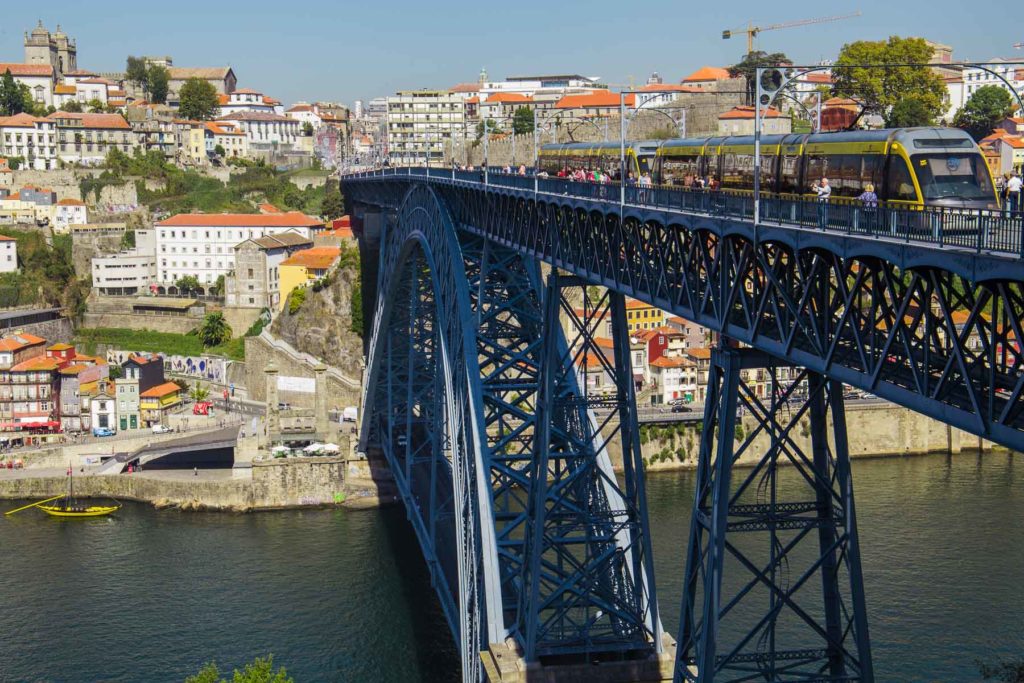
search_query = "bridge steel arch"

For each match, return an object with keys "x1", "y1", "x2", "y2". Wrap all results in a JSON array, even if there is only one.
[
  {"x1": 348, "y1": 173, "x2": 1024, "y2": 682},
  {"x1": 357, "y1": 183, "x2": 663, "y2": 681}
]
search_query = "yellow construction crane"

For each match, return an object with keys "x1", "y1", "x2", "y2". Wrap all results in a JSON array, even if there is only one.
[{"x1": 723, "y1": 11, "x2": 862, "y2": 54}]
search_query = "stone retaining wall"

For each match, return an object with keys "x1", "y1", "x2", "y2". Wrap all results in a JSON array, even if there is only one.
[
  {"x1": 244, "y1": 332, "x2": 361, "y2": 409},
  {"x1": 81, "y1": 311, "x2": 205, "y2": 334}
]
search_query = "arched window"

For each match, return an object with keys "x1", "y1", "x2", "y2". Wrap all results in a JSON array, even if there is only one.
[{"x1": 33, "y1": 85, "x2": 44, "y2": 102}]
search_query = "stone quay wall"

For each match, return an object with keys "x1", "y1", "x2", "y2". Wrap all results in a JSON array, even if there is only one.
[
  {"x1": 0, "y1": 315, "x2": 73, "y2": 345},
  {"x1": 638, "y1": 402, "x2": 999, "y2": 472},
  {"x1": 244, "y1": 332, "x2": 361, "y2": 409},
  {"x1": 251, "y1": 456, "x2": 346, "y2": 507}
]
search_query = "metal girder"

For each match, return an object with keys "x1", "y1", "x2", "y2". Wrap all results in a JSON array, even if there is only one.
[
  {"x1": 412, "y1": 185, "x2": 1023, "y2": 453},
  {"x1": 521, "y1": 271, "x2": 660, "y2": 661},
  {"x1": 676, "y1": 346, "x2": 872, "y2": 682}
]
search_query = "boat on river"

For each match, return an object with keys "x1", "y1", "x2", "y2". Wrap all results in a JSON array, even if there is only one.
[{"x1": 4, "y1": 468, "x2": 121, "y2": 518}]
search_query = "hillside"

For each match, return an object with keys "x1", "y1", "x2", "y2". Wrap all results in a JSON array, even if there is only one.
[{"x1": 270, "y1": 245, "x2": 363, "y2": 379}]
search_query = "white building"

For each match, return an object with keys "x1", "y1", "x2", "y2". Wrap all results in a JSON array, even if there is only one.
[
  {"x1": 386, "y1": 90, "x2": 469, "y2": 166},
  {"x1": 0, "y1": 63, "x2": 55, "y2": 108},
  {"x1": 92, "y1": 251, "x2": 157, "y2": 295},
  {"x1": 218, "y1": 88, "x2": 279, "y2": 116},
  {"x1": 51, "y1": 198, "x2": 87, "y2": 233},
  {"x1": 0, "y1": 236, "x2": 17, "y2": 273},
  {"x1": 0, "y1": 113, "x2": 57, "y2": 170},
  {"x1": 155, "y1": 213, "x2": 324, "y2": 289},
  {"x1": 204, "y1": 122, "x2": 248, "y2": 160},
  {"x1": 215, "y1": 112, "x2": 301, "y2": 149},
  {"x1": 285, "y1": 103, "x2": 322, "y2": 130}
]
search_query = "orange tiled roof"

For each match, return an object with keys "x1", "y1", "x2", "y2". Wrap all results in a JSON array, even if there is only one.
[
  {"x1": 650, "y1": 356, "x2": 692, "y2": 368},
  {"x1": 555, "y1": 91, "x2": 634, "y2": 109},
  {"x1": 217, "y1": 93, "x2": 230, "y2": 105},
  {"x1": 0, "y1": 235, "x2": 16, "y2": 242},
  {"x1": 158, "y1": 212, "x2": 322, "y2": 228},
  {"x1": 686, "y1": 347, "x2": 713, "y2": 360},
  {"x1": 486, "y1": 93, "x2": 533, "y2": 104},
  {"x1": 286, "y1": 104, "x2": 313, "y2": 113},
  {"x1": 0, "y1": 113, "x2": 49, "y2": 128},
  {"x1": 466, "y1": 96, "x2": 480, "y2": 104},
  {"x1": 59, "y1": 363, "x2": 89, "y2": 375},
  {"x1": 259, "y1": 203, "x2": 283, "y2": 214},
  {"x1": 626, "y1": 298, "x2": 658, "y2": 309},
  {"x1": 719, "y1": 105, "x2": 785, "y2": 120},
  {"x1": 54, "y1": 84, "x2": 76, "y2": 95},
  {"x1": 56, "y1": 198, "x2": 85, "y2": 206},
  {"x1": 234, "y1": 88, "x2": 263, "y2": 95},
  {"x1": 47, "y1": 112, "x2": 131, "y2": 130},
  {"x1": 450, "y1": 83, "x2": 481, "y2": 93},
  {"x1": 682, "y1": 66, "x2": 732, "y2": 82},
  {"x1": 47, "y1": 343, "x2": 74, "y2": 351},
  {"x1": 10, "y1": 356, "x2": 60, "y2": 372},
  {"x1": 140, "y1": 381, "x2": 181, "y2": 398},
  {"x1": 0, "y1": 63, "x2": 53, "y2": 77},
  {"x1": 280, "y1": 246, "x2": 341, "y2": 270}
]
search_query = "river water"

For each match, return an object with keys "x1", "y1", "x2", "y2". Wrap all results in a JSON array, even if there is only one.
[{"x1": 0, "y1": 452, "x2": 1021, "y2": 682}]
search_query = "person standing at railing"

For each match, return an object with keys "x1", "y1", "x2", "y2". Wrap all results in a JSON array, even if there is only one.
[
  {"x1": 856, "y1": 183, "x2": 878, "y2": 233},
  {"x1": 814, "y1": 178, "x2": 831, "y2": 228},
  {"x1": 638, "y1": 171, "x2": 652, "y2": 204},
  {"x1": 1006, "y1": 172, "x2": 1022, "y2": 213}
]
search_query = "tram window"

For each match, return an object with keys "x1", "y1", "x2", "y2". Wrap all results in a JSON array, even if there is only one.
[
  {"x1": 720, "y1": 153, "x2": 755, "y2": 190},
  {"x1": 661, "y1": 154, "x2": 700, "y2": 185},
  {"x1": 805, "y1": 154, "x2": 834, "y2": 189},
  {"x1": 760, "y1": 154, "x2": 776, "y2": 192},
  {"x1": 777, "y1": 154, "x2": 802, "y2": 194},
  {"x1": 886, "y1": 155, "x2": 918, "y2": 202},
  {"x1": 913, "y1": 154, "x2": 994, "y2": 201}
]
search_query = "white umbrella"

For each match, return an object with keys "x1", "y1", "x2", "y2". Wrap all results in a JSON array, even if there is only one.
[
  {"x1": 321, "y1": 443, "x2": 340, "y2": 452},
  {"x1": 303, "y1": 443, "x2": 324, "y2": 453},
  {"x1": 271, "y1": 445, "x2": 290, "y2": 454}
]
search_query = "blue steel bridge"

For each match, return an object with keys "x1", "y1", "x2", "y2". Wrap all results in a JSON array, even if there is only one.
[{"x1": 342, "y1": 167, "x2": 1024, "y2": 683}]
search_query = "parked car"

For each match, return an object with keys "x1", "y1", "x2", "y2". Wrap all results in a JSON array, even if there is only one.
[
  {"x1": 671, "y1": 404, "x2": 692, "y2": 413},
  {"x1": 92, "y1": 427, "x2": 115, "y2": 437},
  {"x1": 151, "y1": 424, "x2": 172, "y2": 434}
]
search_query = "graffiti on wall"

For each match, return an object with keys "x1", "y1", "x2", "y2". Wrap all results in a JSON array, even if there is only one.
[
  {"x1": 314, "y1": 127, "x2": 340, "y2": 169},
  {"x1": 106, "y1": 350, "x2": 230, "y2": 383}
]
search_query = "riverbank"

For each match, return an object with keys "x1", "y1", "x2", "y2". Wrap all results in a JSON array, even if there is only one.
[{"x1": 0, "y1": 455, "x2": 386, "y2": 513}]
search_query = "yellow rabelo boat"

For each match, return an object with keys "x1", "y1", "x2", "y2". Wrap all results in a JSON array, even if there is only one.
[{"x1": 4, "y1": 468, "x2": 121, "y2": 518}]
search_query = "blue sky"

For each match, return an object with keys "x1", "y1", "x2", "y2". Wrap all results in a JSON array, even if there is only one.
[{"x1": 0, "y1": 0, "x2": 1008, "y2": 106}]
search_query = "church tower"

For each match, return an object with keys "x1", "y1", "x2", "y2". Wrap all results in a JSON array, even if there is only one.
[{"x1": 24, "y1": 21, "x2": 54, "y2": 70}]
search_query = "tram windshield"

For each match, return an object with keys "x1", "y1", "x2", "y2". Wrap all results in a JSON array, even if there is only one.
[{"x1": 912, "y1": 153, "x2": 995, "y2": 201}]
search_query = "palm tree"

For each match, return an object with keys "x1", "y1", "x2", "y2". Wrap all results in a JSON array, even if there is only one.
[
  {"x1": 190, "y1": 382, "x2": 210, "y2": 403},
  {"x1": 197, "y1": 312, "x2": 232, "y2": 347}
]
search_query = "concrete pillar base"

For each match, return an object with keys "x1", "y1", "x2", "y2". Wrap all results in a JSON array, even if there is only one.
[{"x1": 481, "y1": 635, "x2": 676, "y2": 683}]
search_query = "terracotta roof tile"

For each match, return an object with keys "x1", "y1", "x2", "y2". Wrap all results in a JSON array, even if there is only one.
[
  {"x1": 47, "y1": 112, "x2": 131, "y2": 130},
  {"x1": 682, "y1": 66, "x2": 732, "y2": 82},
  {"x1": 719, "y1": 105, "x2": 785, "y2": 120},
  {"x1": 158, "y1": 212, "x2": 323, "y2": 228},
  {"x1": 555, "y1": 91, "x2": 634, "y2": 109},
  {"x1": 280, "y1": 246, "x2": 341, "y2": 270},
  {"x1": 0, "y1": 63, "x2": 53, "y2": 77},
  {"x1": 140, "y1": 381, "x2": 181, "y2": 398}
]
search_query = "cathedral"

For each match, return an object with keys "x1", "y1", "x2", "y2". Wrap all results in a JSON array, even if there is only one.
[{"x1": 23, "y1": 21, "x2": 77, "y2": 79}]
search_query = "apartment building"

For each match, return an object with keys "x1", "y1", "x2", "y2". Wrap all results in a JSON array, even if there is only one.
[
  {"x1": 226, "y1": 232, "x2": 313, "y2": 310},
  {"x1": 386, "y1": 90, "x2": 469, "y2": 166},
  {"x1": 155, "y1": 212, "x2": 324, "y2": 287},
  {"x1": 47, "y1": 111, "x2": 136, "y2": 165},
  {"x1": 0, "y1": 113, "x2": 57, "y2": 170}
]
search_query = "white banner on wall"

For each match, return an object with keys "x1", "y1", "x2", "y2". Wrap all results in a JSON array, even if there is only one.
[{"x1": 278, "y1": 375, "x2": 315, "y2": 393}]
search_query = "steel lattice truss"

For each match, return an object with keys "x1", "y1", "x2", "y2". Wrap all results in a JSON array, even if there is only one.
[
  {"x1": 358, "y1": 185, "x2": 662, "y2": 680},
  {"x1": 423, "y1": 185, "x2": 1023, "y2": 452},
  {"x1": 677, "y1": 348, "x2": 872, "y2": 682},
  {"x1": 521, "y1": 273, "x2": 660, "y2": 659}
]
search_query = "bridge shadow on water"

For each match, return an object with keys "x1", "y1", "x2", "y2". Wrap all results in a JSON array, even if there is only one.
[{"x1": 377, "y1": 501, "x2": 461, "y2": 683}]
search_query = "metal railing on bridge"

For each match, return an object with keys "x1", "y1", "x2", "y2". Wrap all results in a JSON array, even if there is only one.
[{"x1": 347, "y1": 167, "x2": 1024, "y2": 257}]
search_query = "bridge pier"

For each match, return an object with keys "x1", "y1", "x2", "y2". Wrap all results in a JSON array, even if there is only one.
[
  {"x1": 676, "y1": 346, "x2": 873, "y2": 682},
  {"x1": 482, "y1": 635, "x2": 676, "y2": 682}
]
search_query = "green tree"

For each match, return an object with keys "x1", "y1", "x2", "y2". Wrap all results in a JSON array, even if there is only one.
[
  {"x1": 62, "y1": 100, "x2": 83, "y2": 113},
  {"x1": 475, "y1": 118, "x2": 502, "y2": 141},
  {"x1": 120, "y1": 229, "x2": 136, "y2": 250},
  {"x1": 175, "y1": 274, "x2": 201, "y2": 293},
  {"x1": 126, "y1": 56, "x2": 149, "y2": 88},
  {"x1": 728, "y1": 50, "x2": 791, "y2": 106},
  {"x1": 178, "y1": 78, "x2": 220, "y2": 120},
  {"x1": 210, "y1": 274, "x2": 225, "y2": 296},
  {"x1": 0, "y1": 70, "x2": 26, "y2": 116},
  {"x1": 214, "y1": 144, "x2": 226, "y2": 157},
  {"x1": 197, "y1": 312, "x2": 232, "y2": 347},
  {"x1": 886, "y1": 96, "x2": 935, "y2": 128},
  {"x1": 832, "y1": 36, "x2": 947, "y2": 127},
  {"x1": 512, "y1": 106, "x2": 534, "y2": 135},
  {"x1": 320, "y1": 185, "x2": 345, "y2": 220},
  {"x1": 189, "y1": 382, "x2": 211, "y2": 403},
  {"x1": 147, "y1": 65, "x2": 170, "y2": 105},
  {"x1": 955, "y1": 85, "x2": 1017, "y2": 141},
  {"x1": 87, "y1": 98, "x2": 106, "y2": 113},
  {"x1": 185, "y1": 655, "x2": 294, "y2": 683},
  {"x1": 301, "y1": 121, "x2": 314, "y2": 136}
]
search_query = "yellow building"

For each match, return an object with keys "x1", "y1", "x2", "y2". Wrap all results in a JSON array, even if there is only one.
[
  {"x1": 278, "y1": 247, "x2": 340, "y2": 311},
  {"x1": 173, "y1": 120, "x2": 207, "y2": 166},
  {"x1": 625, "y1": 298, "x2": 665, "y2": 332},
  {"x1": 139, "y1": 381, "x2": 182, "y2": 424}
]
